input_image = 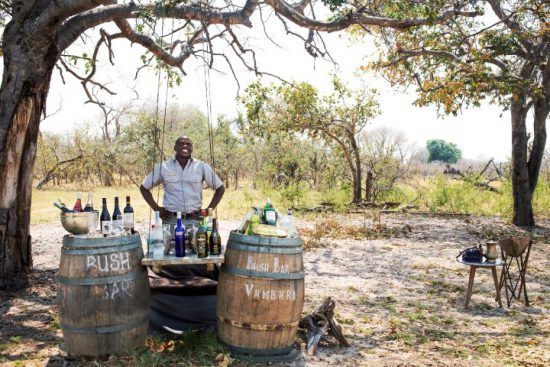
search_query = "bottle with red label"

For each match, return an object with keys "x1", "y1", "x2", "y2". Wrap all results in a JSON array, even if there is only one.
[{"x1": 73, "y1": 192, "x2": 83, "y2": 212}]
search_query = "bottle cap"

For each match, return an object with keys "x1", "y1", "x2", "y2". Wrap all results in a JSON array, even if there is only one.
[
  {"x1": 177, "y1": 211, "x2": 182, "y2": 219},
  {"x1": 76, "y1": 192, "x2": 82, "y2": 199},
  {"x1": 201, "y1": 209, "x2": 207, "y2": 217}
]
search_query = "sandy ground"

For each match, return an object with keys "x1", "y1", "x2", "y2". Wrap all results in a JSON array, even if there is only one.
[{"x1": 1, "y1": 213, "x2": 548, "y2": 366}]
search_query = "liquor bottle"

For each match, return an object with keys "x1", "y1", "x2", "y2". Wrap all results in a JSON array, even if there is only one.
[
  {"x1": 175, "y1": 212, "x2": 185, "y2": 257},
  {"x1": 209, "y1": 213, "x2": 222, "y2": 256},
  {"x1": 83, "y1": 192, "x2": 94, "y2": 212},
  {"x1": 73, "y1": 192, "x2": 83, "y2": 212},
  {"x1": 123, "y1": 196, "x2": 135, "y2": 234},
  {"x1": 279, "y1": 209, "x2": 298, "y2": 238},
  {"x1": 196, "y1": 216, "x2": 208, "y2": 258},
  {"x1": 112, "y1": 197, "x2": 122, "y2": 231},
  {"x1": 264, "y1": 198, "x2": 276, "y2": 226},
  {"x1": 53, "y1": 201, "x2": 76, "y2": 213},
  {"x1": 100, "y1": 198, "x2": 111, "y2": 237},
  {"x1": 148, "y1": 211, "x2": 164, "y2": 259}
]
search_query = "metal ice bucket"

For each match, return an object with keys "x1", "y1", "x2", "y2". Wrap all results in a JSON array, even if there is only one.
[{"x1": 60, "y1": 211, "x2": 98, "y2": 235}]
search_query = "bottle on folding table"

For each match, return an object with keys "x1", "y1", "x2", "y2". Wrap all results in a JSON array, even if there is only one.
[
  {"x1": 148, "y1": 211, "x2": 164, "y2": 259},
  {"x1": 175, "y1": 212, "x2": 186, "y2": 257}
]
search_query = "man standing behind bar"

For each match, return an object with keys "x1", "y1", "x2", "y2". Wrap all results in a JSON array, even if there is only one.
[
  {"x1": 140, "y1": 135, "x2": 225, "y2": 335},
  {"x1": 140, "y1": 135, "x2": 225, "y2": 224}
]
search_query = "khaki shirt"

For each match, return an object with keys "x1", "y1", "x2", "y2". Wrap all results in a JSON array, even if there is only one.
[{"x1": 142, "y1": 158, "x2": 223, "y2": 213}]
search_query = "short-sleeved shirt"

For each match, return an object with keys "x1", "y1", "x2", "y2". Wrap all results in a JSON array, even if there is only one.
[{"x1": 141, "y1": 158, "x2": 223, "y2": 213}]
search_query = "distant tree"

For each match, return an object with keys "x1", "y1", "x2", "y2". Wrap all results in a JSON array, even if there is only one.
[
  {"x1": 213, "y1": 116, "x2": 241, "y2": 188},
  {"x1": 362, "y1": 128, "x2": 414, "y2": 202},
  {"x1": 426, "y1": 140, "x2": 462, "y2": 164},
  {"x1": 241, "y1": 77, "x2": 380, "y2": 204}
]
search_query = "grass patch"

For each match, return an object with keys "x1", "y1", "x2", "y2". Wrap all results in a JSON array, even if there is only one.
[{"x1": 104, "y1": 332, "x2": 230, "y2": 367}]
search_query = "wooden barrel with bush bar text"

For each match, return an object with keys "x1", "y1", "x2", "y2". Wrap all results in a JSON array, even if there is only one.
[
  {"x1": 217, "y1": 231, "x2": 304, "y2": 361},
  {"x1": 57, "y1": 234, "x2": 150, "y2": 357}
]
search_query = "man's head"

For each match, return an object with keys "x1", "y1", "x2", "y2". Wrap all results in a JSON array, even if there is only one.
[{"x1": 174, "y1": 136, "x2": 193, "y2": 159}]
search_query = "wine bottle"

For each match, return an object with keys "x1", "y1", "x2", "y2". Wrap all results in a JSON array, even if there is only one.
[
  {"x1": 175, "y1": 212, "x2": 185, "y2": 257},
  {"x1": 209, "y1": 213, "x2": 221, "y2": 256},
  {"x1": 83, "y1": 192, "x2": 94, "y2": 212},
  {"x1": 100, "y1": 198, "x2": 111, "y2": 237},
  {"x1": 73, "y1": 192, "x2": 83, "y2": 212},
  {"x1": 112, "y1": 197, "x2": 122, "y2": 231},
  {"x1": 123, "y1": 196, "x2": 134, "y2": 234},
  {"x1": 53, "y1": 201, "x2": 76, "y2": 213}
]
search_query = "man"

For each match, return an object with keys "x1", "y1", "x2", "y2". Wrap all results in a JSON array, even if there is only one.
[
  {"x1": 140, "y1": 135, "x2": 225, "y2": 223},
  {"x1": 140, "y1": 135, "x2": 225, "y2": 335}
]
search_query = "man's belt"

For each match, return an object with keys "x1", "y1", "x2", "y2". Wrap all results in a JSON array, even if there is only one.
[{"x1": 164, "y1": 210, "x2": 200, "y2": 220}]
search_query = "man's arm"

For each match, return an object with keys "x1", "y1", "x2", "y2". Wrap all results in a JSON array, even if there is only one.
[
  {"x1": 140, "y1": 185, "x2": 167, "y2": 218},
  {"x1": 206, "y1": 185, "x2": 225, "y2": 210}
]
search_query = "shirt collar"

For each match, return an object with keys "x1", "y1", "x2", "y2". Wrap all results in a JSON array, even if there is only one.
[{"x1": 172, "y1": 156, "x2": 193, "y2": 168}]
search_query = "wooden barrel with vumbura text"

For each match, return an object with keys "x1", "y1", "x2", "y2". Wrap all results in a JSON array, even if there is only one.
[
  {"x1": 217, "y1": 231, "x2": 304, "y2": 362},
  {"x1": 57, "y1": 234, "x2": 150, "y2": 357}
]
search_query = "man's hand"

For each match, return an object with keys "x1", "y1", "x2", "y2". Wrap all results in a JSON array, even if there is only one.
[{"x1": 158, "y1": 207, "x2": 169, "y2": 222}]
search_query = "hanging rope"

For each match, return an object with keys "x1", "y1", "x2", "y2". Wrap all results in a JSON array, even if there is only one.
[{"x1": 200, "y1": 0, "x2": 218, "y2": 217}]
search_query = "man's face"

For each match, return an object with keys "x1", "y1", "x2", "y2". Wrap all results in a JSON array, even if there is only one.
[{"x1": 174, "y1": 137, "x2": 193, "y2": 159}]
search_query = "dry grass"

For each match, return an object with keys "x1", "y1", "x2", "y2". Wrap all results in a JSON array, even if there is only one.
[{"x1": 300, "y1": 215, "x2": 411, "y2": 251}]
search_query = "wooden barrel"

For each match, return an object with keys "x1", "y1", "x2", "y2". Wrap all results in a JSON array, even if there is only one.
[
  {"x1": 57, "y1": 234, "x2": 150, "y2": 357},
  {"x1": 217, "y1": 232, "x2": 304, "y2": 361}
]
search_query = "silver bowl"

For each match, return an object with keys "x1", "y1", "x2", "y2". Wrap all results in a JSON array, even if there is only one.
[{"x1": 60, "y1": 211, "x2": 99, "y2": 235}]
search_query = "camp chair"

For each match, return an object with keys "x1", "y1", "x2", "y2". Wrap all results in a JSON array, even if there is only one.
[{"x1": 498, "y1": 237, "x2": 532, "y2": 307}]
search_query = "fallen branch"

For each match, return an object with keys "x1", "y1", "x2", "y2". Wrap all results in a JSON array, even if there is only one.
[
  {"x1": 444, "y1": 161, "x2": 501, "y2": 193},
  {"x1": 298, "y1": 297, "x2": 350, "y2": 356}
]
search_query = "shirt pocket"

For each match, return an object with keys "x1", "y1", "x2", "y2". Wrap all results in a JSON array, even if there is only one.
[
  {"x1": 164, "y1": 172, "x2": 180, "y2": 183},
  {"x1": 184, "y1": 172, "x2": 203, "y2": 183}
]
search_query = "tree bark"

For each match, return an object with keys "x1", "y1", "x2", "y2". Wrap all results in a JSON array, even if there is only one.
[
  {"x1": 510, "y1": 97, "x2": 534, "y2": 227},
  {"x1": 350, "y1": 135, "x2": 362, "y2": 204},
  {"x1": 0, "y1": 19, "x2": 58, "y2": 290}
]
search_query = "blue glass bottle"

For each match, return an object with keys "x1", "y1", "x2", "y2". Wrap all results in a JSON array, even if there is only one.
[{"x1": 175, "y1": 212, "x2": 185, "y2": 257}]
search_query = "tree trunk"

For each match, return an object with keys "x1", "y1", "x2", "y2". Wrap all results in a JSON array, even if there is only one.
[
  {"x1": 350, "y1": 136, "x2": 362, "y2": 204},
  {"x1": 365, "y1": 169, "x2": 373, "y2": 202},
  {"x1": 0, "y1": 20, "x2": 58, "y2": 290},
  {"x1": 510, "y1": 98, "x2": 534, "y2": 227}
]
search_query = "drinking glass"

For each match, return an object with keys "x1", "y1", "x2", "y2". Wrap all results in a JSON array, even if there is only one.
[
  {"x1": 87, "y1": 212, "x2": 97, "y2": 237},
  {"x1": 112, "y1": 215, "x2": 123, "y2": 236}
]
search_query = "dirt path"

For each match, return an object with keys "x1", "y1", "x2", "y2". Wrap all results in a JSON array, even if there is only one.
[{"x1": 1, "y1": 214, "x2": 548, "y2": 366}]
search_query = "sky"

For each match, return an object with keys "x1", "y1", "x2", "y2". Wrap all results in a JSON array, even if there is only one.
[{"x1": 40, "y1": 9, "x2": 517, "y2": 162}]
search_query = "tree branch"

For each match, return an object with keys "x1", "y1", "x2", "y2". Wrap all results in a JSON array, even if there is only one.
[
  {"x1": 34, "y1": 0, "x2": 116, "y2": 32},
  {"x1": 265, "y1": 0, "x2": 481, "y2": 33},
  {"x1": 58, "y1": 1, "x2": 257, "y2": 51}
]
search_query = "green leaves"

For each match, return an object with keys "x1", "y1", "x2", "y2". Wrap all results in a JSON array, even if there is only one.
[{"x1": 426, "y1": 139, "x2": 461, "y2": 164}]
